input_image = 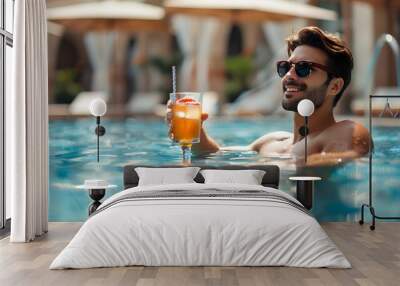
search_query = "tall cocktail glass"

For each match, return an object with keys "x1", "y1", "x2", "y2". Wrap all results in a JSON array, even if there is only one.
[{"x1": 169, "y1": 92, "x2": 202, "y2": 165}]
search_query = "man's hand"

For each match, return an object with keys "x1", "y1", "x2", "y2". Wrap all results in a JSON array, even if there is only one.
[{"x1": 165, "y1": 101, "x2": 219, "y2": 153}]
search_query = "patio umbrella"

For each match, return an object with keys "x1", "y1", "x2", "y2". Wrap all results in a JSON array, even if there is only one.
[
  {"x1": 47, "y1": 0, "x2": 167, "y2": 32},
  {"x1": 165, "y1": 0, "x2": 337, "y2": 22}
]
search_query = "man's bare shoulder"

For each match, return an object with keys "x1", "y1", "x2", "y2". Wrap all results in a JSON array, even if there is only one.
[
  {"x1": 322, "y1": 120, "x2": 370, "y2": 155},
  {"x1": 336, "y1": 120, "x2": 370, "y2": 138}
]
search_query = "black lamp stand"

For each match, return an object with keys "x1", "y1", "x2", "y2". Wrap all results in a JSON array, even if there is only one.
[
  {"x1": 88, "y1": 188, "x2": 105, "y2": 215},
  {"x1": 298, "y1": 116, "x2": 309, "y2": 164},
  {"x1": 95, "y1": 116, "x2": 106, "y2": 162}
]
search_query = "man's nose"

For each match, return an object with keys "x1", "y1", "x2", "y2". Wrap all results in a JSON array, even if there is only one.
[{"x1": 283, "y1": 65, "x2": 298, "y2": 82}]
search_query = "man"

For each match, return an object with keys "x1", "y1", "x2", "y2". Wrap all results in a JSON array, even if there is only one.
[{"x1": 167, "y1": 26, "x2": 370, "y2": 165}]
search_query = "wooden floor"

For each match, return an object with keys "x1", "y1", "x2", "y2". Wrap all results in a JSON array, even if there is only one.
[{"x1": 0, "y1": 222, "x2": 399, "y2": 286}]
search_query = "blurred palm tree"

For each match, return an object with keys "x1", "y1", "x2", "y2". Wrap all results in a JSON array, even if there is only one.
[
  {"x1": 224, "y1": 55, "x2": 253, "y2": 102},
  {"x1": 53, "y1": 69, "x2": 82, "y2": 104},
  {"x1": 146, "y1": 52, "x2": 183, "y2": 103}
]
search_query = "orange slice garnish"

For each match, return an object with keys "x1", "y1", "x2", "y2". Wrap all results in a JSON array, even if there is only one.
[{"x1": 176, "y1": 97, "x2": 200, "y2": 105}]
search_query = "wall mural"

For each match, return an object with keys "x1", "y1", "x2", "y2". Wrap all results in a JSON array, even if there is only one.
[{"x1": 49, "y1": 27, "x2": 400, "y2": 223}]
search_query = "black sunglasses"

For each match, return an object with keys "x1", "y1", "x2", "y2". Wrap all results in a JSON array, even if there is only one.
[{"x1": 276, "y1": 60, "x2": 335, "y2": 78}]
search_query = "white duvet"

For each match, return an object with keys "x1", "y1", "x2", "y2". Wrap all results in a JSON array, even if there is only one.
[{"x1": 50, "y1": 183, "x2": 350, "y2": 269}]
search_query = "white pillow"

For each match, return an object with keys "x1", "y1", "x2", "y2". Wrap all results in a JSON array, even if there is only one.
[
  {"x1": 200, "y1": 169, "x2": 266, "y2": 185},
  {"x1": 135, "y1": 167, "x2": 200, "y2": 186}
]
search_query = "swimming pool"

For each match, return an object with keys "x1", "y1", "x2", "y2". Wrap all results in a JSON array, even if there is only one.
[{"x1": 49, "y1": 116, "x2": 400, "y2": 222}]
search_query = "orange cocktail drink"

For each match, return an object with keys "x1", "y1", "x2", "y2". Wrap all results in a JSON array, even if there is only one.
[
  {"x1": 171, "y1": 97, "x2": 202, "y2": 146},
  {"x1": 169, "y1": 92, "x2": 202, "y2": 164}
]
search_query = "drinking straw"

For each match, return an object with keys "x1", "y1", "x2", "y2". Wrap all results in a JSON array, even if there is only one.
[{"x1": 172, "y1": 66, "x2": 176, "y2": 95}]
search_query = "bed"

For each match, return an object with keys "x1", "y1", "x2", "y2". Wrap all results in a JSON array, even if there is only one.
[{"x1": 50, "y1": 165, "x2": 350, "y2": 269}]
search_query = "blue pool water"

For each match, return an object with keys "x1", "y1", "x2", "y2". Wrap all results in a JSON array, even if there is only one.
[{"x1": 49, "y1": 116, "x2": 400, "y2": 222}]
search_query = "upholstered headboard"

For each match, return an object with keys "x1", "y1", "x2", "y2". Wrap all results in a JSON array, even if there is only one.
[{"x1": 123, "y1": 165, "x2": 280, "y2": 189}]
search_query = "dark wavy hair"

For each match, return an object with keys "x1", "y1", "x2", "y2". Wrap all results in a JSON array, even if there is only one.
[{"x1": 286, "y1": 26, "x2": 353, "y2": 107}]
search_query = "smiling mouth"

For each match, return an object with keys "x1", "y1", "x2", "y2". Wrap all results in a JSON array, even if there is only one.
[
  {"x1": 285, "y1": 87, "x2": 301, "y2": 92},
  {"x1": 284, "y1": 85, "x2": 304, "y2": 92},
  {"x1": 284, "y1": 86, "x2": 305, "y2": 98}
]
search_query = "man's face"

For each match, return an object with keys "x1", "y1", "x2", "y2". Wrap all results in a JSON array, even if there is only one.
[{"x1": 281, "y1": 45, "x2": 331, "y2": 112}]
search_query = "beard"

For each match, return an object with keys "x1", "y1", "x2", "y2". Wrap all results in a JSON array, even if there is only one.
[{"x1": 281, "y1": 80, "x2": 328, "y2": 112}]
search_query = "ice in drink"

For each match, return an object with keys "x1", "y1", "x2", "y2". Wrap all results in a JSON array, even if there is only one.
[{"x1": 171, "y1": 97, "x2": 202, "y2": 145}]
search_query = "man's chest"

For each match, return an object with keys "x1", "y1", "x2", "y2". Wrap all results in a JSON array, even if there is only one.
[
  {"x1": 257, "y1": 133, "x2": 323, "y2": 157},
  {"x1": 292, "y1": 128, "x2": 353, "y2": 155}
]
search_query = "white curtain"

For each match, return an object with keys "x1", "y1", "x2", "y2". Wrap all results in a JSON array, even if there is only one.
[
  {"x1": 130, "y1": 33, "x2": 147, "y2": 93},
  {"x1": 172, "y1": 15, "x2": 197, "y2": 91},
  {"x1": 172, "y1": 16, "x2": 220, "y2": 92},
  {"x1": 196, "y1": 19, "x2": 219, "y2": 92},
  {"x1": 84, "y1": 32, "x2": 114, "y2": 96},
  {"x1": 7, "y1": 0, "x2": 49, "y2": 242}
]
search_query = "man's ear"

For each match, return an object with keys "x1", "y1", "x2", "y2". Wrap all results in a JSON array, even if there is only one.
[{"x1": 329, "y1": 77, "x2": 345, "y2": 96}]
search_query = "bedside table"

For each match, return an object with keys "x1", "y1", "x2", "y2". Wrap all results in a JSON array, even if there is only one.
[
  {"x1": 76, "y1": 180, "x2": 117, "y2": 215},
  {"x1": 289, "y1": 176, "x2": 321, "y2": 210}
]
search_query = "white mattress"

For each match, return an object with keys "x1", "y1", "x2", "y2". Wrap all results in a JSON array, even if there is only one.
[{"x1": 50, "y1": 183, "x2": 350, "y2": 269}]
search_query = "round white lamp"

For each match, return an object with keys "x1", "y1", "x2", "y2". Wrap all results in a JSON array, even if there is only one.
[
  {"x1": 297, "y1": 99, "x2": 315, "y2": 164},
  {"x1": 89, "y1": 99, "x2": 107, "y2": 162},
  {"x1": 89, "y1": 98, "x2": 107, "y2": 117},
  {"x1": 297, "y1": 99, "x2": 314, "y2": 117}
]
